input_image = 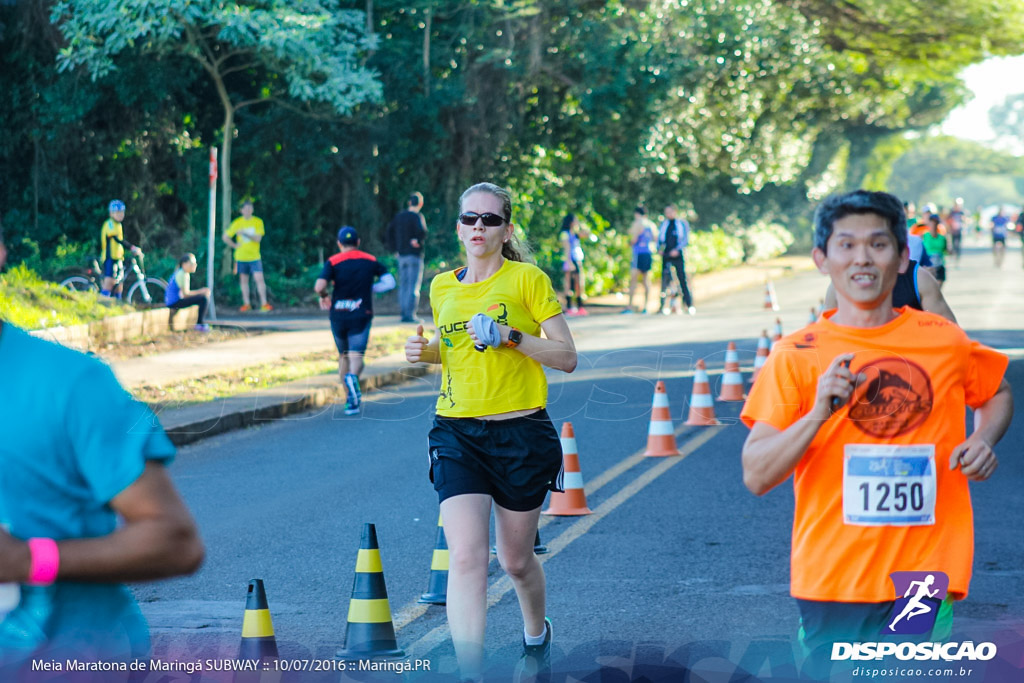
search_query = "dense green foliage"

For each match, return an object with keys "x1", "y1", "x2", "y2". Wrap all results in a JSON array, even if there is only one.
[{"x1": 2, "y1": 0, "x2": 1022, "y2": 303}]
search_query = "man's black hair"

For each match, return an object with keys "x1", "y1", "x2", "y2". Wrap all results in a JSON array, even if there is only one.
[
  {"x1": 560, "y1": 213, "x2": 577, "y2": 231},
  {"x1": 813, "y1": 190, "x2": 907, "y2": 255},
  {"x1": 407, "y1": 192, "x2": 423, "y2": 208},
  {"x1": 179, "y1": 253, "x2": 196, "y2": 265},
  {"x1": 634, "y1": 206, "x2": 646, "y2": 215}
]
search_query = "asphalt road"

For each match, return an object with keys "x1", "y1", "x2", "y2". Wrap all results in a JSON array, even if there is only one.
[{"x1": 138, "y1": 241, "x2": 1024, "y2": 682}]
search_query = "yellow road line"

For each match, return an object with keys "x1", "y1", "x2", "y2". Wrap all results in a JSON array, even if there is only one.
[{"x1": 399, "y1": 426, "x2": 723, "y2": 657}]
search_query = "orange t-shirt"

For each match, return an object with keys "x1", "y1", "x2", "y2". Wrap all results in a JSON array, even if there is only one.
[{"x1": 741, "y1": 308, "x2": 1007, "y2": 603}]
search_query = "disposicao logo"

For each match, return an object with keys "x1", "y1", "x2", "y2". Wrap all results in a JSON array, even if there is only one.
[
  {"x1": 884, "y1": 571, "x2": 948, "y2": 635},
  {"x1": 830, "y1": 571, "x2": 997, "y2": 663}
]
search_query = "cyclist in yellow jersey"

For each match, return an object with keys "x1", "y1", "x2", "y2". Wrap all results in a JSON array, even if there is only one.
[
  {"x1": 223, "y1": 199, "x2": 270, "y2": 311},
  {"x1": 99, "y1": 199, "x2": 139, "y2": 299},
  {"x1": 405, "y1": 182, "x2": 576, "y2": 682}
]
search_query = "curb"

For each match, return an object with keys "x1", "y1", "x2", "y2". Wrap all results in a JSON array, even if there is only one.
[{"x1": 159, "y1": 362, "x2": 439, "y2": 447}]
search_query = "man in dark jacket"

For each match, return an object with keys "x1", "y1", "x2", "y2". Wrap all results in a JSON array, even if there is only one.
[{"x1": 386, "y1": 192, "x2": 428, "y2": 323}]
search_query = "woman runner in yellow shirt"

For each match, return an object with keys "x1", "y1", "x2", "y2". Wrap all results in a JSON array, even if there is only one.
[{"x1": 405, "y1": 182, "x2": 576, "y2": 682}]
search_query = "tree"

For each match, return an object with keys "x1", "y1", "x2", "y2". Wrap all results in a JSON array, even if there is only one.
[
  {"x1": 989, "y1": 92, "x2": 1024, "y2": 154},
  {"x1": 51, "y1": 0, "x2": 382, "y2": 274}
]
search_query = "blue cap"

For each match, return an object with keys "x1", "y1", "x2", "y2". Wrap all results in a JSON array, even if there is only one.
[
  {"x1": 337, "y1": 226, "x2": 359, "y2": 245},
  {"x1": 109, "y1": 199, "x2": 125, "y2": 212}
]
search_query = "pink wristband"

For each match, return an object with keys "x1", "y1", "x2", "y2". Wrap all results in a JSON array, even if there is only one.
[{"x1": 27, "y1": 538, "x2": 60, "y2": 585}]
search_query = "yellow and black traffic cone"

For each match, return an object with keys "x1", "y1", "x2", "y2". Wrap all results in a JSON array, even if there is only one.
[
  {"x1": 336, "y1": 523, "x2": 405, "y2": 659},
  {"x1": 238, "y1": 579, "x2": 278, "y2": 662},
  {"x1": 419, "y1": 514, "x2": 448, "y2": 605}
]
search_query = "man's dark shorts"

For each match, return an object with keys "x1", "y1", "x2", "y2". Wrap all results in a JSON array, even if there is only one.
[
  {"x1": 330, "y1": 313, "x2": 371, "y2": 354},
  {"x1": 236, "y1": 259, "x2": 263, "y2": 275},
  {"x1": 102, "y1": 257, "x2": 123, "y2": 279},
  {"x1": 428, "y1": 409, "x2": 564, "y2": 511}
]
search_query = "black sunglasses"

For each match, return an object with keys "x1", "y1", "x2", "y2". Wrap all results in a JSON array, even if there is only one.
[{"x1": 459, "y1": 212, "x2": 508, "y2": 227}]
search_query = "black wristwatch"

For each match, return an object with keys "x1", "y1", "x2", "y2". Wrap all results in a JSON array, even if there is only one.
[{"x1": 505, "y1": 328, "x2": 523, "y2": 349}]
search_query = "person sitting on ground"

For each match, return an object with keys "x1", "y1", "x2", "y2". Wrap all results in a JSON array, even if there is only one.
[{"x1": 165, "y1": 253, "x2": 212, "y2": 332}]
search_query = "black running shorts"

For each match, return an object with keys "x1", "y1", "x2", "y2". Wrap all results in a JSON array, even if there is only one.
[{"x1": 427, "y1": 409, "x2": 564, "y2": 511}]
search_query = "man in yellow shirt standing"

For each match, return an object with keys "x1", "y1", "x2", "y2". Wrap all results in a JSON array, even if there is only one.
[
  {"x1": 223, "y1": 199, "x2": 271, "y2": 311},
  {"x1": 99, "y1": 199, "x2": 139, "y2": 299}
]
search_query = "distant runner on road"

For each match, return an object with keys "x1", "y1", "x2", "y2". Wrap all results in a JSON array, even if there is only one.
[{"x1": 314, "y1": 226, "x2": 395, "y2": 416}]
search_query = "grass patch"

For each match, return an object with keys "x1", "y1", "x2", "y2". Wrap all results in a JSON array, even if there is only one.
[
  {"x1": 133, "y1": 328, "x2": 411, "y2": 408},
  {"x1": 0, "y1": 264, "x2": 135, "y2": 329}
]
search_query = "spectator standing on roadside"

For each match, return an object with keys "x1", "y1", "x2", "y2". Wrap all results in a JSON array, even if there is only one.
[
  {"x1": 0, "y1": 222, "x2": 204, "y2": 670},
  {"x1": 657, "y1": 204, "x2": 695, "y2": 315},
  {"x1": 223, "y1": 199, "x2": 271, "y2": 312},
  {"x1": 314, "y1": 227, "x2": 395, "y2": 416},
  {"x1": 165, "y1": 253, "x2": 212, "y2": 332},
  {"x1": 99, "y1": 199, "x2": 140, "y2": 299},
  {"x1": 387, "y1": 192, "x2": 428, "y2": 323},
  {"x1": 623, "y1": 206, "x2": 658, "y2": 314},
  {"x1": 559, "y1": 213, "x2": 589, "y2": 316}
]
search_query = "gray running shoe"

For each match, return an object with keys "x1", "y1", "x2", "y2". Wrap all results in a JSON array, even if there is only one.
[{"x1": 514, "y1": 617, "x2": 552, "y2": 683}]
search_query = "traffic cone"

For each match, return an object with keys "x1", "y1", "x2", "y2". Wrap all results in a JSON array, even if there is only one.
[
  {"x1": 685, "y1": 360, "x2": 721, "y2": 426},
  {"x1": 750, "y1": 330, "x2": 770, "y2": 386},
  {"x1": 717, "y1": 342, "x2": 745, "y2": 401},
  {"x1": 643, "y1": 380, "x2": 681, "y2": 456},
  {"x1": 491, "y1": 529, "x2": 549, "y2": 556},
  {"x1": 763, "y1": 280, "x2": 779, "y2": 312},
  {"x1": 238, "y1": 579, "x2": 278, "y2": 662},
  {"x1": 771, "y1": 317, "x2": 783, "y2": 344},
  {"x1": 542, "y1": 422, "x2": 593, "y2": 515},
  {"x1": 336, "y1": 523, "x2": 404, "y2": 659},
  {"x1": 418, "y1": 514, "x2": 448, "y2": 605},
  {"x1": 533, "y1": 530, "x2": 549, "y2": 555}
]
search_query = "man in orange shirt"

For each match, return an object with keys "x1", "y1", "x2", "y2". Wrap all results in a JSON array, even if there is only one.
[{"x1": 741, "y1": 190, "x2": 1013, "y2": 672}]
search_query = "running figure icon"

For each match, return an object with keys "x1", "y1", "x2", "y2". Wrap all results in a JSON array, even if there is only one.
[{"x1": 888, "y1": 574, "x2": 939, "y2": 631}]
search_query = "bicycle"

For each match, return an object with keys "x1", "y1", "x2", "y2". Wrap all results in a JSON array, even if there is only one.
[{"x1": 60, "y1": 251, "x2": 168, "y2": 307}]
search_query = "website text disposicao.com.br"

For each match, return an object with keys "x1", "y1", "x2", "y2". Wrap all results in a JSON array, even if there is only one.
[
  {"x1": 852, "y1": 665, "x2": 977, "y2": 678},
  {"x1": 837, "y1": 640, "x2": 996, "y2": 679}
]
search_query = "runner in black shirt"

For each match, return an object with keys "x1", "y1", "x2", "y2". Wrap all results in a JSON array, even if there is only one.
[{"x1": 314, "y1": 226, "x2": 396, "y2": 415}]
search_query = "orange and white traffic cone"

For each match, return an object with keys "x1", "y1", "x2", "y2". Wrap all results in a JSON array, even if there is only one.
[
  {"x1": 763, "y1": 280, "x2": 779, "y2": 312},
  {"x1": 771, "y1": 317, "x2": 783, "y2": 345},
  {"x1": 685, "y1": 360, "x2": 721, "y2": 426},
  {"x1": 543, "y1": 422, "x2": 593, "y2": 516},
  {"x1": 717, "y1": 342, "x2": 745, "y2": 402},
  {"x1": 750, "y1": 330, "x2": 770, "y2": 386},
  {"x1": 643, "y1": 380, "x2": 680, "y2": 457}
]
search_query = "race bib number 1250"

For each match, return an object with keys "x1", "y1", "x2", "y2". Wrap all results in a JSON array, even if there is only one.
[{"x1": 843, "y1": 445, "x2": 936, "y2": 526}]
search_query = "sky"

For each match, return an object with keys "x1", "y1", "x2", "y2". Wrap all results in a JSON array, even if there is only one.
[{"x1": 940, "y1": 55, "x2": 1024, "y2": 153}]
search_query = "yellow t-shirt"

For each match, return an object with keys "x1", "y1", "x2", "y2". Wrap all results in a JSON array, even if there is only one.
[
  {"x1": 741, "y1": 308, "x2": 1007, "y2": 602},
  {"x1": 226, "y1": 216, "x2": 265, "y2": 262},
  {"x1": 430, "y1": 260, "x2": 563, "y2": 417},
  {"x1": 100, "y1": 218, "x2": 124, "y2": 261}
]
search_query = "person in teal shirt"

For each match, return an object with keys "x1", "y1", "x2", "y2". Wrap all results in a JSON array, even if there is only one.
[{"x1": 0, "y1": 224, "x2": 204, "y2": 670}]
